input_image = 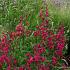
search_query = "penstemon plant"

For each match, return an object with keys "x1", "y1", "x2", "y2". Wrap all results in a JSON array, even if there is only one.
[{"x1": 0, "y1": 7, "x2": 67, "y2": 70}]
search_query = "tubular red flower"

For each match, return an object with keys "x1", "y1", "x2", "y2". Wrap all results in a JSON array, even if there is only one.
[
  {"x1": 52, "y1": 56, "x2": 57, "y2": 65},
  {"x1": 46, "y1": 7, "x2": 49, "y2": 17},
  {"x1": 34, "y1": 30, "x2": 40, "y2": 37}
]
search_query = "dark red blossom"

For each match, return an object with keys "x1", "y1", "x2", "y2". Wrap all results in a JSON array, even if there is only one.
[
  {"x1": 33, "y1": 44, "x2": 46, "y2": 54},
  {"x1": 13, "y1": 58, "x2": 17, "y2": 65},
  {"x1": 47, "y1": 37, "x2": 54, "y2": 49},
  {"x1": 9, "y1": 32, "x2": 16, "y2": 40},
  {"x1": 19, "y1": 66, "x2": 24, "y2": 70},
  {"x1": 38, "y1": 64, "x2": 50, "y2": 70},
  {"x1": 2, "y1": 47, "x2": 9, "y2": 54},
  {"x1": 0, "y1": 63, "x2": 2, "y2": 68},
  {"x1": 15, "y1": 16, "x2": 24, "y2": 36},
  {"x1": 52, "y1": 56, "x2": 57, "y2": 65},
  {"x1": 55, "y1": 50, "x2": 63, "y2": 57},
  {"x1": 34, "y1": 30, "x2": 40, "y2": 37},
  {"x1": 7, "y1": 65, "x2": 11, "y2": 70}
]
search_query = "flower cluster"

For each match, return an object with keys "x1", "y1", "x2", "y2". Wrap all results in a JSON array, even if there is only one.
[
  {"x1": 15, "y1": 16, "x2": 24, "y2": 36},
  {"x1": 0, "y1": 7, "x2": 66, "y2": 70},
  {"x1": 10, "y1": 16, "x2": 24, "y2": 41},
  {"x1": 55, "y1": 24, "x2": 65, "y2": 57}
]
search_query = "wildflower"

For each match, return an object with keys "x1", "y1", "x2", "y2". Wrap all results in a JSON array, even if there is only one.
[
  {"x1": 4, "y1": 56, "x2": 11, "y2": 65},
  {"x1": 13, "y1": 58, "x2": 17, "y2": 65},
  {"x1": 0, "y1": 55, "x2": 5, "y2": 63},
  {"x1": 56, "y1": 42, "x2": 64, "y2": 51},
  {"x1": 33, "y1": 54, "x2": 40, "y2": 62},
  {"x1": 41, "y1": 31, "x2": 48, "y2": 40},
  {"x1": 33, "y1": 44, "x2": 45, "y2": 54},
  {"x1": 16, "y1": 22, "x2": 24, "y2": 32},
  {"x1": 0, "y1": 63, "x2": 2, "y2": 68},
  {"x1": 7, "y1": 65, "x2": 11, "y2": 70},
  {"x1": 2, "y1": 47, "x2": 9, "y2": 54},
  {"x1": 26, "y1": 52, "x2": 32, "y2": 58},
  {"x1": 40, "y1": 57, "x2": 46, "y2": 62},
  {"x1": 55, "y1": 50, "x2": 63, "y2": 57},
  {"x1": 46, "y1": 7, "x2": 49, "y2": 17},
  {"x1": 15, "y1": 16, "x2": 24, "y2": 36},
  {"x1": 16, "y1": 31, "x2": 23, "y2": 36},
  {"x1": 39, "y1": 8, "x2": 44, "y2": 20},
  {"x1": 38, "y1": 64, "x2": 50, "y2": 70},
  {"x1": 52, "y1": 56, "x2": 57, "y2": 65},
  {"x1": 26, "y1": 53, "x2": 33, "y2": 65},
  {"x1": 39, "y1": 8, "x2": 43, "y2": 17},
  {"x1": 34, "y1": 30, "x2": 40, "y2": 37},
  {"x1": 47, "y1": 37, "x2": 54, "y2": 49},
  {"x1": 27, "y1": 57, "x2": 33, "y2": 65},
  {"x1": 9, "y1": 32, "x2": 16, "y2": 40},
  {"x1": 36, "y1": 25, "x2": 39, "y2": 29},
  {"x1": 1, "y1": 34, "x2": 7, "y2": 45},
  {"x1": 19, "y1": 66, "x2": 24, "y2": 70}
]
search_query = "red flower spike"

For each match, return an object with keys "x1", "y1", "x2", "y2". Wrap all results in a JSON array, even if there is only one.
[
  {"x1": 13, "y1": 58, "x2": 17, "y2": 65},
  {"x1": 39, "y1": 8, "x2": 43, "y2": 17},
  {"x1": 15, "y1": 16, "x2": 24, "y2": 37},
  {"x1": 52, "y1": 56, "x2": 57, "y2": 65},
  {"x1": 2, "y1": 47, "x2": 9, "y2": 54},
  {"x1": 47, "y1": 37, "x2": 54, "y2": 49},
  {"x1": 4, "y1": 56, "x2": 11, "y2": 65},
  {"x1": 46, "y1": 7, "x2": 49, "y2": 17},
  {"x1": 10, "y1": 32, "x2": 16, "y2": 40}
]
